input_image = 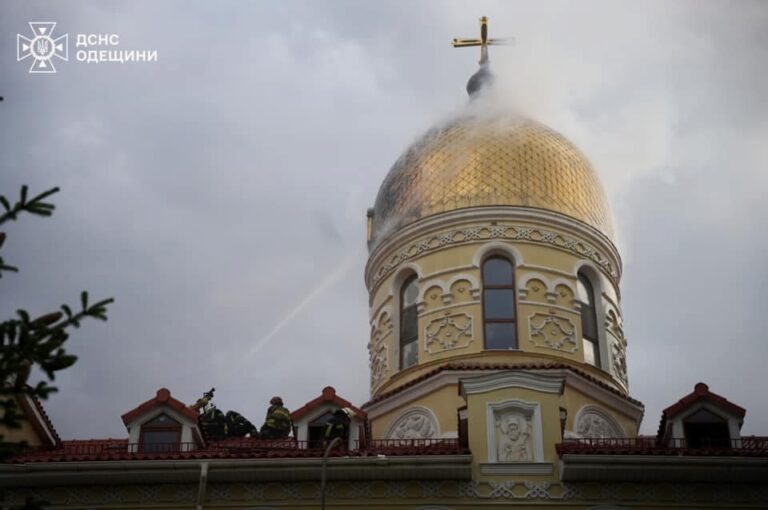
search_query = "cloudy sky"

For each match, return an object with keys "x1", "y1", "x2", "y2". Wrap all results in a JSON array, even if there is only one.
[{"x1": 1, "y1": 0, "x2": 766, "y2": 439}]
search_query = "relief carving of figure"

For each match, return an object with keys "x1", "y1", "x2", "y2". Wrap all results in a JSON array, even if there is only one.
[
  {"x1": 576, "y1": 412, "x2": 620, "y2": 439},
  {"x1": 392, "y1": 411, "x2": 436, "y2": 439},
  {"x1": 495, "y1": 412, "x2": 533, "y2": 462}
]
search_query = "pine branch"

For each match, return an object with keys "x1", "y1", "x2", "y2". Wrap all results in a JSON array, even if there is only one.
[
  {"x1": 0, "y1": 186, "x2": 59, "y2": 225},
  {"x1": 0, "y1": 185, "x2": 113, "y2": 462}
]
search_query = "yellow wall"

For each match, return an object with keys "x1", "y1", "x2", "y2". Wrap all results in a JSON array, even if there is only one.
[
  {"x1": 370, "y1": 383, "x2": 464, "y2": 439},
  {"x1": 367, "y1": 217, "x2": 627, "y2": 400},
  {"x1": 0, "y1": 396, "x2": 50, "y2": 447}
]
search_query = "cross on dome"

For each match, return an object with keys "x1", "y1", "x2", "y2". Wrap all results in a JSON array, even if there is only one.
[
  {"x1": 452, "y1": 16, "x2": 513, "y2": 96},
  {"x1": 452, "y1": 16, "x2": 513, "y2": 66}
]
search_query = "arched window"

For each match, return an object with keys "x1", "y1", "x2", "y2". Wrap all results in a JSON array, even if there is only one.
[
  {"x1": 577, "y1": 273, "x2": 600, "y2": 367},
  {"x1": 400, "y1": 275, "x2": 419, "y2": 369},
  {"x1": 482, "y1": 256, "x2": 517, "y2": 349},
  {"x1": 139, "y1": 413, "x2": 181, "y2": 452}
]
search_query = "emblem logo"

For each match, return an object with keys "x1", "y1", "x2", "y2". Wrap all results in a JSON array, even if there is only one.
[{"x1": 17, "y1": 22, "x2": 68, "y2": 73}]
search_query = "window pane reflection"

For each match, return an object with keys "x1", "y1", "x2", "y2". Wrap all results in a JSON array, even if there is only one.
[
  {"x1": 484, "y1": 289, "x2": 515, "y2": 319},
  {"x1": 583, "y1": 338, "x2": 596, "y2": 365},
  {"x1": 485, "y1": 323, "x2": 517, "y2": 349},
  {"x1": 402, "y1": 341, "x2": 418, "y2": 368},
  {"x1": 483, "y1": 257, "x2": 514, "y2": 285}
]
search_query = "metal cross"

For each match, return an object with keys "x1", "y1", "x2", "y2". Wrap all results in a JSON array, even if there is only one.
[{"x1": 452, "y1": 16, "x2": 513, "y2": 65}]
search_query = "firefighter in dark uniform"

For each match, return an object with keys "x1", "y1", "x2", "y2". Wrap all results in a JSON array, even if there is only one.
[
  {"x1": 324, "y1": 407, "x2": 354, "y2": 447},
  {"x1": 260, "y1": 396, "x2": 292, "y2": 439}
]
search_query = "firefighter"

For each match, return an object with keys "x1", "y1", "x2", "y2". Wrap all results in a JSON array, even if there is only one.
[
  {"x1": 324, "y1": 407, "x2": 355, "y2": 447},
  {"x1": 260, "y1": 396, "x2": 292, "y2": 439}
]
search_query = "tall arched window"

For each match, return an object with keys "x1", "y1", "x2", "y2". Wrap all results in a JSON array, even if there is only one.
[
  {"x1": 400, "y1": 275, "x2": 419, "y2": 369},
  {"x1": 577, "y1": 273, "x2": 600, "y2": 367},
  {"x1": 482, "y1": 256, "x2": 517, "y2": 349}
]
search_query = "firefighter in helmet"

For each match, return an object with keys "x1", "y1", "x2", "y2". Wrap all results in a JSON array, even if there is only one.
[
  {"x1": 260, "y1": 396, "x2": 292, "y2": 439},
  {"x1": 324, "y1": 407, "x2": 355, "y2": 447}
]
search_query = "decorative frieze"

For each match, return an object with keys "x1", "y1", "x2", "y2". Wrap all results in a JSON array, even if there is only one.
[
  {"x1": 8, "y1": 480, "x2": 768, "y2": 505},
  {"x1": 370, "y1": 223, "x2": 618, "y2": 289}
]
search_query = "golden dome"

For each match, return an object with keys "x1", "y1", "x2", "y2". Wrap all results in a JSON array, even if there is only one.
[{"x1": 372, "y1": 114, "x2": 614, "y2": 241}]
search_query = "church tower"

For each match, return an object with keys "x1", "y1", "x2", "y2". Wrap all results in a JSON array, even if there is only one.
[{"x1": 363, "y1": 17, "x2": 642, "y2": 474}]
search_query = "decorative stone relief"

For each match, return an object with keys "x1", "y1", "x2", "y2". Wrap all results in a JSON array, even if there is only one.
[
  {"x1": 611, "y1": 340, "x2": 628, "y2": 386},
  {"x1": 369, "y1": 312, "x2": 391, "y2": 391},
  {"x1": 388, "y1": 409, "x2": 437, "y2": 439},
  {"x1": 495, "y1": 411, "x2": 534, "y2": 462},
  {"x1": 529, "y1": 311, "x2": 578, "y2": 353},
  {"x1": 369, "y1": 223, "x2": 618, "y2": 288},
  {"x1": 369, "y1": 345, "x2": 388, "y2": 390},
  {"x1": 575, "y1": 409, "x2": 622, "y2": 439},
  {"x1": 606, "y1": 310, "x2": 628, "y2": 385},
  {"x1": 9, "y1": 480, "x2": 767, "y2": 504},
  {"x1": 425, "y1": 313, "x2": 473, "y2": 353}
]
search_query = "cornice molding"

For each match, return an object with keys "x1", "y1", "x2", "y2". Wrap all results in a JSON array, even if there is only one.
[
  {"x1": 460, "y1": 371, "x2": 565, "y2": 398},
  {"x1": 366, "y1": 370, "x2": 488, "y2": 419},
  {"x1": 480, "y1": 462, "x2": 553, "y2": 476},
  {"x1": 539, "y1": 368, "x2": 643, "y2": 423}
]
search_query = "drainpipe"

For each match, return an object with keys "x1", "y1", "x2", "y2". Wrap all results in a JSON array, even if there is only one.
[
  {"x1": 320, "y1": 437, "x2": 342, "y2": 510},
  {"x1": 196, "y1": 461, "x2": 209, "y2": 510}
]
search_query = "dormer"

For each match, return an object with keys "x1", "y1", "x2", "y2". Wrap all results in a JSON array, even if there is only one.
[
  {"x1": 290, "y1": 386, "x2": 366, "y2": 449},
  {"x1": 120, "y1": 388, "x2": 204, "y2": 453},
  {"x1": 658, "y1": 382, "x2": 746, "y2": 448}
]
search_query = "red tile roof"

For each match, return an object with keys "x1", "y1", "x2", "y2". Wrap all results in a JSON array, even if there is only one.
[
  {"x1": 9, "y1": 438, "x2": 465, "y2": 463},
  {"x1": 657, "y1": 382, "x2": 746, "y2": 439},
  {"x1": 663, "y1": 382, "x2": 745, "y2": 419},
  {"x1": 121, "y1": 388, "x2": 199, "y2": 425},
  {"x1": 556, "y1": 436, "x2": 768, "y2": 457},
  {"x1": 290, "y1": 386, "x2": 367, "y2": 421},
  {"x1": 362, "y1": 362, "x2": 643, "y2": 409}
]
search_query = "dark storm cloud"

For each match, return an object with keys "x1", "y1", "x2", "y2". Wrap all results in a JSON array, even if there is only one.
[{"x1": 0, "y1": 0, "x2": 765, "y2": 438}]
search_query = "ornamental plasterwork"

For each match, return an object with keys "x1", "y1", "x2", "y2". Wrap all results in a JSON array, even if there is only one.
[
  {"x1": 8, "y1": 481, "x2": 768, "y2": 504},
  {"x1": 369, "y1": 312, "x2": 391, "y2": 390},
  {"x1": 425, "y1": 313, "x2": 473, "y2": 353},
  {"x1": 370, "y1": 223, "x2": 617, "y2": 288},
  {"x1": 611, "y1": 340, "x2": 628, "y2": 386},
  {"x1": 606, "y1": 310, "x2": 628, "y2": 386},
  {"x1": 387, "y1": 408, "x2": 437, "y2": 439},
  {"x1": 575, "y1": 409, "x2": 623, "y2": 439},
  {"x1": 528, "y1": 311, "x2": 578, "y2": 353},
  {"x1": 495, "y1": 410, "x2": 534, "y2": 462},
  {"x1": 369, "y1": 344, "x2": 388, "y2": 391},
  {"x1": 522, "y1": 278, "x2": 547, "y2": 302}
]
